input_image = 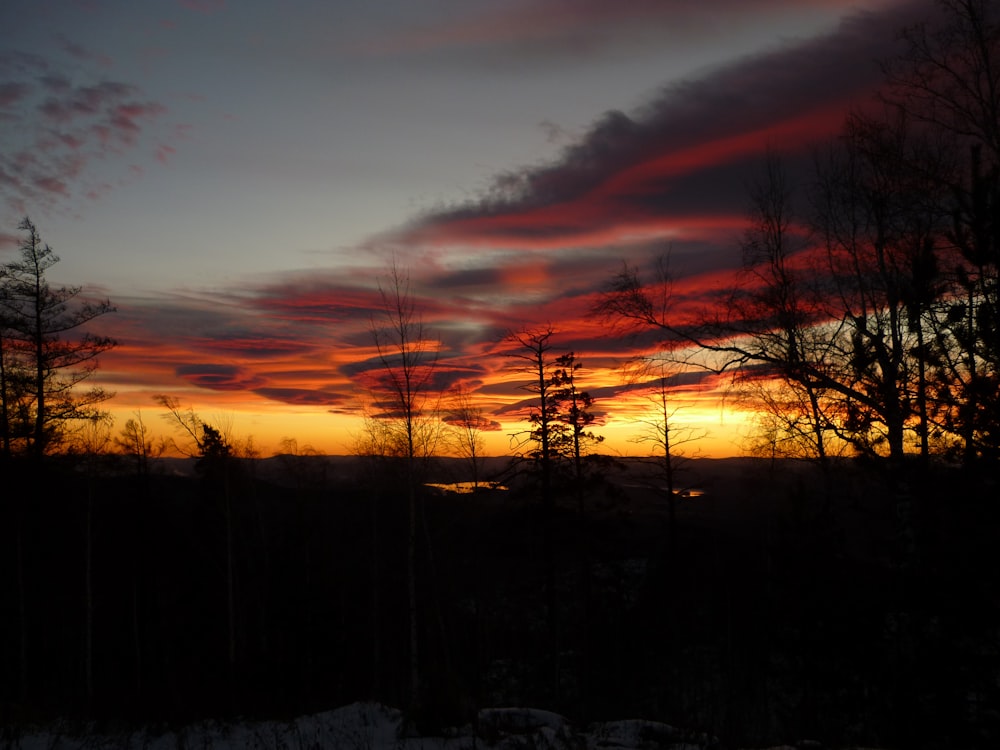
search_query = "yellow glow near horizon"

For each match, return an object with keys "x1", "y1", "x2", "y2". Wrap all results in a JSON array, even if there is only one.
[{"x1": 105, "y1": 389, "x2": 754, "y2": 459}]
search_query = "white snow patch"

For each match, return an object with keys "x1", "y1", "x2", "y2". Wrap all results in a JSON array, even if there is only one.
[{"x1": 2, "y1": 704, "x2": 888, "y2": 750}]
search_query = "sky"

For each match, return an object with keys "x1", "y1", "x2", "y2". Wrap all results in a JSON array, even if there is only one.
[{"x1": 0, "y1": 0, "x2": 935, "y2": 459}]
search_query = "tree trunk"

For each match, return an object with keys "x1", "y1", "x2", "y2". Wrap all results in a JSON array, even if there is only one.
[
  {"x1": 85, "y1": 487, "x2": 94, "y2": 707},
  {"x1": 226, "y1": 484, "x2": 236, "y2": 669},
  {"x1": 16, "y1": 504, "x2": 27, "y2": 701},
  {"x1": 408, "y1": 478, "x2": 420, "y2": 709}
]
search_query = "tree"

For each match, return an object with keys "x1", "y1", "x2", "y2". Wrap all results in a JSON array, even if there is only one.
[
  {"x1": 882, "y1": 0, "x2": 1000, "y2": 464},
  {"x1": 549, "y1": 352, "x2": 605, "y2": 512},
  {"x1": 72, "y1": 412, "x2": 114, "y2": 706},
  {"x1": 505, "y1": 326, "x2": 561, "y2": 504},
  {"x1": 0, "y1": 217, "x2": 115, "y2": 459},
  {"x1": 595, "y1": 120, "x2": 945, "y2": 468},
  {"x1": 625, "y1": 356, "x2": 706, "y2": 554},
  {"x1": 731, "y1": 151, "x2": 839, "y2": 466},
  {"x1": 808, "y1": 111, "x2": 949, "y2": 463},
  {"x1": 114, "y1": 410, "x2": 163, "y2": 478},
  {"x1": 275, "y1": 436, "x2": 326, "y2": 489},
  {"x1": 444, "y1": 385, "x2": 490, "y2": 489},
  {"x1": 548, "y1": 350, "x2": 605, "y2": 711},
  {"x1": 1, "y1": 217, "x2": 114, "y2": 704},
  {"x1": 0, "y1": 289, "x2": 31, "y2": 460},
  {"x1": 366, "y1": 261, "x2": 443, "y2": 712},
  {"x1": 883, "y1": 0, "x2": 1000, "y2": 159},
  {"x1": 156, "y1": 395, "x2": 240, "y2": 670},
  {"x1": 502, "y1": 324, "x2": 563, "y2": 701}
]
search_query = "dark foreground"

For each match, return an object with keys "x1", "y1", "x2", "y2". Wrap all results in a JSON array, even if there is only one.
[{"x1": 1, "y1": 455, "x2": 997, "y2": 748}]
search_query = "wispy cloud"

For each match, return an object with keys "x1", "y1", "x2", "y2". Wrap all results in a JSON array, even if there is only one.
[
  {"x1": 176, "y1": 363, "x2": 268, "y2": 392},
  {"x1": 177, "y1": 0, "x2": 226, "y2": 15},
  {"x1": 56, "y1": 34, "x2": 113, "y2": 68},
  {"x1": 356, "y1": 0, "x2": 897, "y2": 60},
  {"x1": 0, "y1": 51, "x2": 174, "y2": 217}
]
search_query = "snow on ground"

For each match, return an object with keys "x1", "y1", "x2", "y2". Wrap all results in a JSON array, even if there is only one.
[{"x1": 2, "y1": 702, "x2": 879, "y2": 749}]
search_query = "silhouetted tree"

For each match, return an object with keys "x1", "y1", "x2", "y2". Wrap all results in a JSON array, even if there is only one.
[
  {"x1": 882, "y1": 0, "x2": 1000, "y2": 464},
  {"x1": 596, "y1": 117, "x2": 945, "y2": 468},
  {"x1": 503, "y1": 324, "x2": 562, "y2": 701},
  {"x1": 731, "y1": 152, "x2": 840, "y2": 465},
  {"x1": 625, "y1": 356, "x2": 706, "y2": 554},
  {"x1": 0, "y1": 217, "x2": 115, "y2": 459},
  {"x1": 445, "y1": 385, "x2": 490, "y2": 489},
  {"x1": 505, "y1": 326, "x2": 561, "y2": 501},
  {"x1": 550, "y1": 352, "x2": 604, "y2": 511},
  {"x1": 808, "y1": 111, "x2": 948, "y2": 464},
  {"x1": 72, "y1": 413, "x2": 114, "y2": 706},
  {"x1": 275, "y1": 436, "x2": 327, "y2": 489},
  {"x1": 366, "y1": 261, "x2": 444, "y2": 713},
  {"x1": 114, "y1": 410, "x2": 163, "y2": 478},
  {"x1": 549, "y1": 350, "x2": 605, "y2": 711},
  {"x1": 156, "y1": 395, "x2": 241, "y2": 671},
  {"x1": 0, "y1": 290, "x2": 30, "y2": 460},
  {"x1": 1, "y1": 218, "x2": 115, "y2": 704}
]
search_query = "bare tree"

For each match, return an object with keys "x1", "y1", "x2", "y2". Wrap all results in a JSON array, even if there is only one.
[
  {"x1": 731, "y1": 151, "x2": 838, "y2": 466},
  {"x1": 883, "y1": 0, "x2": 1000, "y2": 159},
  {"x1": 444, "y1": 385, "x2": 490, "y2": 489},
  {"x1": 809, "y1": 112, "x2": 947, "y2": 463},
  {"x1": 114, "y1": 410, "x2": 163, "y2": 477},
  {"x1": 595, "y1": 127, "x2": 942, "y2": 467},
  {"x1": 366, "y1": 260, "x2": 442, "y2": 711},
  {"x1": 625, "y1": 356, "x2": 706, "y2": 553},
  {"x1": 275, "y1": 436, "x2": 326, "y2": 489},
  {"x1": 882, "y1": 0, "x2": 1000, "y2": 463}
]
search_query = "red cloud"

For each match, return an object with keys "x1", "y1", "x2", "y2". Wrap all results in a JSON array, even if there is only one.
[
  {"x1": 176, "y1": 364, "x2": 268, "y2": 392},
  {"x1": 399, "y1": 97, "x2": 863, "y2": 249},
  {"x1": 389, "y1": 2, "x2": 916, "y2": 259},
  {"x1": 156, "y1": 144, "x2": 176, "y2": 164},
  {"x1": 442, "y1": 414, "x2": 503, "y2": 432},
  {"x1": 253, "y1": 388, "x2": 347, "y2": 407}
]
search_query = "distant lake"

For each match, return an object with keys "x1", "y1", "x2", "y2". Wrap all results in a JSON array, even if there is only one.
[
  {"x1": 620, "y1": 483, "x2": 705, "y2": 498},
  {"x1": 426, "y1": 481, "x2": 508, "y2": 494}
]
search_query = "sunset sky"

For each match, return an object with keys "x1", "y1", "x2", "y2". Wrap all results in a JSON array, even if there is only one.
[{"x1": 1, "y1": 0, "x2": 935, "y2": 458}]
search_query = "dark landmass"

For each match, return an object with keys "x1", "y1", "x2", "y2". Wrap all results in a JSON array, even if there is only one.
[{"x1": 1, "y1": 454, "x2": 997, "y2": 748}]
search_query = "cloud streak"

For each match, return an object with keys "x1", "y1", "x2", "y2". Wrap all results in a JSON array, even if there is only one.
[
  {"x1": 391, "y1": 1, "x2": 924, "y2": 258},
  {"x1": 0, "y1": 50, "x2": 174, "y2": 217},
  {"x1": 357, "y1": 0, "x2": 894, "y2": 62}
]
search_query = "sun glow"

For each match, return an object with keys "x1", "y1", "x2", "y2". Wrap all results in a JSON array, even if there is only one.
[{"x1": 104, "y1": 379, "x2": 755, "y2": 460}]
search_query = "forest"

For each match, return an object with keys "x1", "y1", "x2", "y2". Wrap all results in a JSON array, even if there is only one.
[{"x1": 1, "y1": 1, "x2": 1000, "y2": 748}]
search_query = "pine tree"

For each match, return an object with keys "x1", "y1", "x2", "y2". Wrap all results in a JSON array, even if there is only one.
[{"x1": 0, "y1": 217, "x2": 115, "y2": 459}]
